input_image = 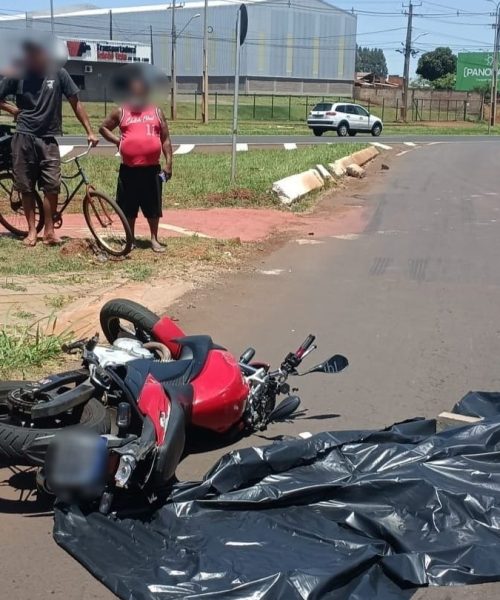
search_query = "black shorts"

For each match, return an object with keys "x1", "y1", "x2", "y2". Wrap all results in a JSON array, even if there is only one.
[
  {"x1": 11, "y1": 132, "x2": 61, "y2": 195},
  {"x1": 116, "y1": 164, "x2": 163, "y2": 220}
]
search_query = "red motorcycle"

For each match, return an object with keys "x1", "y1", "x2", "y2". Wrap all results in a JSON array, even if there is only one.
[{"x1": 10, "y1": 299, "x2": 348, "y2": 512}]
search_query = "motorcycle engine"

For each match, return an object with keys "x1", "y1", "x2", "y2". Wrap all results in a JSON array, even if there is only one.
[{"x1": 93, "y1": 338, "x2": 155, "y2": 368}]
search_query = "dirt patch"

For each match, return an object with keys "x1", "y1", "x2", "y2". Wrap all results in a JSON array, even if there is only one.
[{"x1": 59, "y1": 239, "x2": 94, "y2": 258}]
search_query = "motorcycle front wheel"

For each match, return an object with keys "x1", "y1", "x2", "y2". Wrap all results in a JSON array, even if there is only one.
[
  {"x1": 0, "y1": 382, "x2": 110, "y2": 466},
  {"x1": 100, "y1": 298, "x2": 160, "y2": 344}
]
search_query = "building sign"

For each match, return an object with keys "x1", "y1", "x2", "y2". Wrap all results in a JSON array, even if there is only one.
[
  {"x1": 456, "y1": 52, "x2": 498, "y2": 91},
  {"x1": 66, "y1": 39, "x2": 151, "y2": 64}
]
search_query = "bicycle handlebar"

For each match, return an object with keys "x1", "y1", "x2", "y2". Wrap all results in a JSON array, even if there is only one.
[{"x1": 61, "y1": 144, "x2": 93, "y2": 164}]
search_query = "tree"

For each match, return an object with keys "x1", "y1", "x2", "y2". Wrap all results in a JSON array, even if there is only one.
[
  {"x1": 416, "y1": 47, "x2": 457, "y2": 82},
  {"x1": 431, "y1": 73, "x2": 456, "y2": 90},
  {"x1": 356, "y1": 46, "x2": 388, "y2": 78}
]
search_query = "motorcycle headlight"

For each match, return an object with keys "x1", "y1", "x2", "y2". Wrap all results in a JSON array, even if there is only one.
[{"x1": 115, "y1": 454, "x2": 137, "y2": 488}]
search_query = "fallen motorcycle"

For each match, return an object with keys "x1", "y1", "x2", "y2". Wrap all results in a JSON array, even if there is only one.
[{"x1": 0, "y1": 299, "x2": 348, "y2": 512}]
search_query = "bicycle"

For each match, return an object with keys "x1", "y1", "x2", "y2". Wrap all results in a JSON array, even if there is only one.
[{"x1": 0, "y1": 129, "x2": 133, "y2": 257}]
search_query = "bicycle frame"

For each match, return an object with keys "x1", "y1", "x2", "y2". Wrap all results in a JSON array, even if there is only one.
[{"x1": 56, "y1": 146, "x2": 116, "y2": 230}]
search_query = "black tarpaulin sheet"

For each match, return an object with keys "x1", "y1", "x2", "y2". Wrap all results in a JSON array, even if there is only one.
[{"x1": 54, "y1": 392, "x2": 500, "y2": 600}]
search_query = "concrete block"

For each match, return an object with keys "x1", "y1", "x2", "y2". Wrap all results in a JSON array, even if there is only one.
[
  {"x1": 329, "y1": 161, "x2": 347, "y2": 178},
  {"x1": 316, "y1": 164, "x2": 332, "y2": 180},
  {"x1": 437, "y1": 411, "x2": 483, "y2": 432},
  {"x1": 346, "y1": 164, "x2": 366, "y2": 178},
  {"x1": 350, "y1": 146, "x2": 379, "y2": 166},
  {"x1": 272, "y1": 169, "x2": 324, "y2": 205}
]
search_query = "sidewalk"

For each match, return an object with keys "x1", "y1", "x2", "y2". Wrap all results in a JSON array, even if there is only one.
[{"x1": 56, "y1": 204, "x2": 369, "y2": 243}]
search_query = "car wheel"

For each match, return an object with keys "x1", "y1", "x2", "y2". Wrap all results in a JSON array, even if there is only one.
[
  {"x1": 371, "y1": 123, "x2": 382, "y2": 137},
  {"x1": 337, "y1": 123, "x2": 349, "y2": 137},
  {"x1": 348, "y1": 131, "x2": 357, "y2": 137},
  {"x1": 313, "y1": 129, "x2": 324, "y2": 137}
]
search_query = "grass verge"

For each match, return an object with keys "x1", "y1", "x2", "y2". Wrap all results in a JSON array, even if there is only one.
[
  {"x1": 0, "y1": 318, "x2": 70, "y2": 378},
  {"x1": 0, "y1": 235, "x2": 248, "y2": 278},
  {"x1": 74, "y1": 143, "x2": 367, "y2": 209}
]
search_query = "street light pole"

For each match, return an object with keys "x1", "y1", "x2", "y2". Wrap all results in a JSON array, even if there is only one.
[
  {"x1": 230, "y1": 8, "x2": 242, "y2": 183},
  {"x1": 490, "y1": 2, "x2": 500, "y2": 129},
  {"x1": 170, "y1": 0, "x2": 177, "y2": 121},
  {"x1": 202, "y1": 0, "x2": 209, "y2": 123}
]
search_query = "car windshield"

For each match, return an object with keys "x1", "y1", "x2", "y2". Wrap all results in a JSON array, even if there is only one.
[{"x1": 313, "y1": 103, "x2": 333, "y2": 112}]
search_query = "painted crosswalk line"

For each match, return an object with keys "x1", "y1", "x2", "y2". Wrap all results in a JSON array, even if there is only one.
[
  {"x1": 158, "y1": 223, "x2": 212, "y2": 238},
  {"x1": 59, "y1": 145, "x2": 74, "y2": 158},
  {"x1": 174, "y1": 144, "x2": 195, "y2": 155}
]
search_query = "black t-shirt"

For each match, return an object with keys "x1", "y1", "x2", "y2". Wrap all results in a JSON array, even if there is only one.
[{"x1": 0, "y1": 68, "x2": 79, "y2": 137}]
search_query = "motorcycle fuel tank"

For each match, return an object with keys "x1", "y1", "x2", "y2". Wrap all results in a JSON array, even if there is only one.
[{"x1": 190, "y1": 350, "x2": 249, "y2": 433}]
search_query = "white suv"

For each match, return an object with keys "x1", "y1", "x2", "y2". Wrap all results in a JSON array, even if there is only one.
[{"x1": 307, "y1": 102, "x2": 383, "y2": 137}]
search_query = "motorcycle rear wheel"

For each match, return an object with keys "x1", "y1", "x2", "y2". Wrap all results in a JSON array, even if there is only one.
[
  {"x1": 0, "y1": 382, "x2": 110, "y2": 466},
  {"x1": 100, "y1": 298, "x2": 160, "y2": 344}
]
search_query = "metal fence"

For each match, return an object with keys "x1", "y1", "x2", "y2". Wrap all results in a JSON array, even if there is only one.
[
  {"x1": 2, "y1": 92, "x2": 479, "y2": 126},
  {"x1": 169, "y1": 93, "x2": 477, "y2": 123}
]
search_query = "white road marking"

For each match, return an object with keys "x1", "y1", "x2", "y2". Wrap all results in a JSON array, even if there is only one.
[
  {"x1": 331, "y1": 233, "x2": 360, "y2": 241},
  {"x1": 397, "y1": 150, "x2": 411, "y2": 157},
  {"x1": 236, "y1": 143, "x2": 248, "y2": 152},
  {"x1": 404, "y1": 142, "x2": 417, "y2": 147},
  {"x1": 295, "y1": 239, "x2": 325, "y2": 245},
  {"x1": 158, "y1": 223, "x2": 212, "y2": 238},
  {"x1": 284, "y1": 143, "x2": 297, "y2": 150},
  {"x1": 59, "y1": 145, "x2": 74, "y2": 158},
  {"x1": 427, "y1": 141, "x2": 443, "y2": 146},
  {"x1": 259, "y1": 269, "x2": 284, "y2": 276},
  {"x1": 174, "y1": 144, "x2": 195, "y2": 155},
  {"x1": 371, "y1": 142, "x2": 392, "y2": 150}
]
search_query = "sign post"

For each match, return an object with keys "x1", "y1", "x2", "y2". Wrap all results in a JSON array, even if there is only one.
[{"x1": 230, "y1": 4, "x2": 248, "y2": 184}]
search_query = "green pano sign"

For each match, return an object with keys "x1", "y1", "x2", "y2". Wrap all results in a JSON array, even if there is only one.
[{"x1": 456, "y1": 52, "x2": 498, "y2": 91}]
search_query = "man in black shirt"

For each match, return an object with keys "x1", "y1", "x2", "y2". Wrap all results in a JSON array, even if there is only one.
[{"x1": 0, "y1": 38, "x2": 98, "y2": 246}]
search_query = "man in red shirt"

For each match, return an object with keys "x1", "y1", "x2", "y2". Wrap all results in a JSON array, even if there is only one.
[{"x1": 99, "y1": 68, "x2": 172, "y2": 252}]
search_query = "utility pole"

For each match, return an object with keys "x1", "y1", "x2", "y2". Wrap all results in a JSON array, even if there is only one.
[
  {"x1": 402, "y1": 2, "x2": 414, "y2": 121},
  {"x1": 201, "y1": 0, "x2": 209, "y2": 123},
  {"x1": 150, "y1": 25, "x2": 154, "y2": 65},
  {"x1": 49, "y1": 0, "x2": 54, "y2": 33},
  {"x1": 490, "y1": 2, "x2": 500, "y2": 129},
  {"x1": 109, "y1": 10, "x2": 113, "y2": 40},
  {"x1": 170, "y1": 0, "x2": 177, "y2": 121}
]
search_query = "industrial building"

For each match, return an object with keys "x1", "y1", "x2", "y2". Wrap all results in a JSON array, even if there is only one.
[{"x1": 0, "y1": 0, "x2": 357, "y2": 100}]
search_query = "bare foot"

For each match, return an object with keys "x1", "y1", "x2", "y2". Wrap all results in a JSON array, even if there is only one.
[
  {"x1": 151, "y1": 239, "x2": 166, "y2": 253},
  {"x1": 43, "y1": 234, "x2": 62, "y2": 246},
  {"x1": 23, "y1": 235, "x2": 37, "y2": 247}
]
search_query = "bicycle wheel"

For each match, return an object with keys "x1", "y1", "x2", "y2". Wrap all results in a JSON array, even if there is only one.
[
  {"x1": 83, "y1": 190, "x2": 133, "y2": 257},
  {"x1": 0, "y1": 173, "x2": 44, "y2": 237}
]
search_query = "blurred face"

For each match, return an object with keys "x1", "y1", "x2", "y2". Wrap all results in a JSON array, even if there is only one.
[
  {"x1": 129, "y1": 78, "x2": 149, "y2": 107},
  {"x1": 24, "y1": 45, "x2": 49, "y2": 74}
]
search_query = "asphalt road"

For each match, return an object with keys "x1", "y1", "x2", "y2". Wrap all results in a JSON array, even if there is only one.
[
  {"x1": 2, "y1": 140, "x2": 500, "y2": 598},
  {"x1": 60, "y1": 133, "x2": 500, "y2": 147}
]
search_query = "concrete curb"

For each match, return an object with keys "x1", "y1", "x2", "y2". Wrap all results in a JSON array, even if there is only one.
[
  {"x1": 329, "y1": 146, "x2": 379, "y2": 180},
  {"x1": 272, "y1": 169, "x2": 324, "y2": 205},
  {"x1": 272, "y1": 145, "x2": 381, "y2": 205}
]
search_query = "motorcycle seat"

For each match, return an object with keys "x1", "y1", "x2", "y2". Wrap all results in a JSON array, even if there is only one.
[
  {"x1": 124, "y1": 359, "x2": 192, "y2": 400},
  {"x1": 123, "y1": 336, "x2": 222, "y2": 400}
]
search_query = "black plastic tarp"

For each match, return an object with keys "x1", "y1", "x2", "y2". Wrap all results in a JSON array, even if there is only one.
[{"x1": 54, "y1": 392, "x2": 500, "y2": 599}]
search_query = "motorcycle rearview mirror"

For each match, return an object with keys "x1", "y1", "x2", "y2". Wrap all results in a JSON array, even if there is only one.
[{"x1": 299, "y1": 354, "x2": 349, "y2": 376}]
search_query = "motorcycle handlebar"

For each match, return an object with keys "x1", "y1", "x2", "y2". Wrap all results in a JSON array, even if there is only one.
[{"x1": 295, "y1": 334, "x2": 316, "y2": 359}]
